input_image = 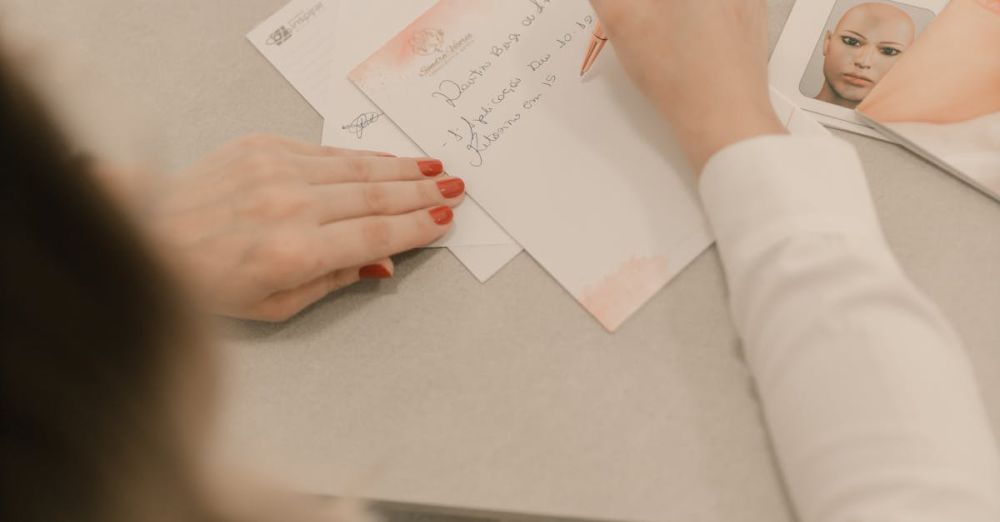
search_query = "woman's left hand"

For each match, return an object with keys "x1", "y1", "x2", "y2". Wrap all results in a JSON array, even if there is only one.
[{"x1": 150, "y1": 135, "x2": 463, "y2": 322}]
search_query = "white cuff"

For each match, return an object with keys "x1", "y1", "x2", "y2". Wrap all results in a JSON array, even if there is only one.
[{"x1": 700, "y1": 135, "x2": 885, "y2": 255}]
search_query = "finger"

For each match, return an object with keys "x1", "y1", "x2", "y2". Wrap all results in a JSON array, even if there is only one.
[
  {"x1": 261, "y1": 135, "x2": 397, "y2": 158},
  {"x1": 588, "y1": 0, "x2": 623, "y2": 34},
  {"x1": 297, "y1": 144, "x2": 398, "y2": 158},
  {"x1": 313, "y1": 206, "x2": 453, "y2": 274},
  {"x1": 327, "y1": 146, "x2": 397, "y2": 157},
  {"x1": 315, "y1": 177, "x2": 465, "y2": 224},
  {"x1": 358, "y1": 258, "x2": 396, "y2": 280},
  {"x1": 588, "y1": 0, "x2": 611, "y2": 18},
  {"x1": 297, "y1": 155, "x2": 445, "y2": 184},
  {"x1": 244, "y1": 258, "x2": 395, "y2": 322},
  {"x1": 230, "y1": 134, "x2": 392, "y2": 158}
]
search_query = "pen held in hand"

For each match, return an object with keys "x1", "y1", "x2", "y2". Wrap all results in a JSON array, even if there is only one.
[{"x1": 579, "y1": 22, "x2": 608, "y2": 77}]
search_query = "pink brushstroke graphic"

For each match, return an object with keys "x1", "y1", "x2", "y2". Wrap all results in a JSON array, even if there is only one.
[
  {"x1": 579, "y1": 256, "x2": 672, "y2": 332},
  {"x1": 350, "y1": 0, "x2": 492, "y2": 87}
]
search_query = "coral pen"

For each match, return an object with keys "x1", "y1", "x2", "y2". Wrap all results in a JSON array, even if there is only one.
[{"x1": 579, "y1": 22, "x2": 608, "y2": 77}]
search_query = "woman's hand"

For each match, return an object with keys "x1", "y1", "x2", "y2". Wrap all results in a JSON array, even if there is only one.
[
  {"x1": 151, "y1": 135, "x2": 463, "y2": 322},
  {"x1": 590, "y1": 0, "x2": 787, "y2": 172}
]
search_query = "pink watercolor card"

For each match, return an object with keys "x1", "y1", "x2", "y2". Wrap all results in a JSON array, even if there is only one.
[
  {"x1": 350, "y1": 0, "x2": 713, "y2": 331},
  {"x1": 323, "y1": 0, "x2": 522, "y2": 283}
]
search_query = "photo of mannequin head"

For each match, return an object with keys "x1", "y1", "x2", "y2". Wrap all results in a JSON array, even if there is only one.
[{"x1": 815, "y1": 2, "x2": 917, "y2": 108}]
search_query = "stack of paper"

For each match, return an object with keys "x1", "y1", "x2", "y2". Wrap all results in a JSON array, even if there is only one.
[
  {"x1": 249, "y1": 0, "x2": 828, "y2": 331},
  {"x1": 248, "y1": 0, "x2": 522, "y2": 284}
]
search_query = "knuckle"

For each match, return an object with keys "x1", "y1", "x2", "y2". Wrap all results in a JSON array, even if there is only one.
[
  {"x1": 245, "y1": 187, "x2": 310, "y2": 220},
  {"x1": 361, "y1": 218, "x2": 394, "y2": 252},
  {"x1": 363, "y1": 184, "x2": 390, "y2": 214},
  {"x1": 346, "y1": 157, "x2": 374, "y2": 182},
  {"x1": 234, "y1": 158, "x2": 278, "y2": 187},
  {"x1": 318, "y1": 145, "x2": 344, "y2": 157},
  {"x1": 419, "y1": 179, "x2": 442, "y2": 202},
  {"x1": 277, "y1": 188, "x2": 311, "y2": 216},
  {"x1": 245, "y1": 152, "x2": 285, "y2": 178}
]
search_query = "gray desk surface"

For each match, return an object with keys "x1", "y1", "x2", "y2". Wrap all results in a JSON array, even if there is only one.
[{"x1": 10, "y1": 1, "x2": 999, "y2": 521}]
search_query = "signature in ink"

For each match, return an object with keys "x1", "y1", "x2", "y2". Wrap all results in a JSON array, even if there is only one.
[
  {"x1": 461, "y1": 116, "x2": 486, "y2": 167},
  {"x1": 341, "y1": 111, "x2": 383, "y2": 139}
]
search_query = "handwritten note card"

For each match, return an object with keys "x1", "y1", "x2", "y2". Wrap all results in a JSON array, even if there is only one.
[
  {"x1": 322, "y1": 0, "x2": 522, "y2": 282},
  {"x1": 353, "y1": 0, "x2": 713, "y2": 331}
]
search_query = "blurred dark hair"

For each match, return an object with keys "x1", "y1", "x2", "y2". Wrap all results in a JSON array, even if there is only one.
[{"x1": 0, "y1": 49, "x2": 211, "y2": 521}]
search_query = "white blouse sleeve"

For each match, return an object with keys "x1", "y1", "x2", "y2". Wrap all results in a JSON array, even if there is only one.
[{"x1": 699, "y1": 135, "x2": 1000, "y2": 522}]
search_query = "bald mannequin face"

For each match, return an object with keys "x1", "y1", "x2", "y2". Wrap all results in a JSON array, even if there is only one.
[{"x1": 817, "y1": 2, "x2": 916, "y2": 108}]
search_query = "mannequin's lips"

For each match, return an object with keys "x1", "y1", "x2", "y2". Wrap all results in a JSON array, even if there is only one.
[{"x1": 843, "y1": 73, "x2": 874, "y2": 87}]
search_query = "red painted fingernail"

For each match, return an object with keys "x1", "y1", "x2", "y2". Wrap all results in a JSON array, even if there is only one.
[
  {"x1": 418, "y1": 159, "x2": 444, "y2": 177},
  {"x1": 359, "y1": 264, "x2": 392, "y2": 279},
  {"x1": 429, "y1": 206, "x2": 454, "y2": 225},
  {"x1": 437, "y1": 177, "x2": 465, "y2": 199}
]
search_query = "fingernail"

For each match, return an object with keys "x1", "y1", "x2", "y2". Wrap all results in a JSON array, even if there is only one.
[
  {"x1": 359, "y1": 264, "x2": 392, "y2": 279},
  {"x1": 429, "y1": 206, "x2": 454, "y2": 225},
  {"x1": 418, "y1": 159, "x2": 444, "y2": 177},
  {"x1": 437, "y1": 177, "x2": 465, "y2": 199},
  {"x1": 376, "y1": 152, "x2": 397, "y2": 158}
]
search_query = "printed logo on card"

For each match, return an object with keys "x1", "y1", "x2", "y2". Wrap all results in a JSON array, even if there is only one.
[
  {"x1": 410, "y1": 28, "x2": 446, "y2": 55},
  {"x1": 266, "y1": 26, "x2": 293, "y2": 46},
  {"x1": 415, "y1": 29, "x2": 475, "y2": 78},
  {"x1": 265, "y1": 2, "x2": 325, "y2": 46}
]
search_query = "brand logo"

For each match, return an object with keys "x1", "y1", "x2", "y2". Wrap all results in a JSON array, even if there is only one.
[
  {"x1": 415, "y1": 29, "x2": 475, "y2": 78},
  {"x1": 266, "y1": 26, "x2": 293, "y2": 46},
  {"x1": 410, "y1": 28, "x2": 446, "y2": 56},
  {"x1": 265, "y1": 2, "x2": 325, "y2": 46}
]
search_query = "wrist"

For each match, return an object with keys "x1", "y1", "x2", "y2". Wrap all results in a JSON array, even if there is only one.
[{"x1": 666, "y1": 97, "x2": 786, "y2": 174}]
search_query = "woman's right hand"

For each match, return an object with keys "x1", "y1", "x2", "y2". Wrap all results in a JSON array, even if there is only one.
[{"x1": 589, "y1": 0, "x2": 786, "y2": 172}]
